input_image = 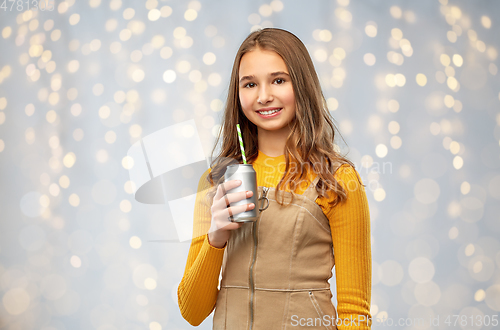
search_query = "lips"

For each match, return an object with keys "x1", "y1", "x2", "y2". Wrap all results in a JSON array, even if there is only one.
[{"x1": 256, "y1": 107, "x2": 283, "y2": 118}]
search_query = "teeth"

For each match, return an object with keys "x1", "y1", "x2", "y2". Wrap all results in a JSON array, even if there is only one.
[{"x1": 258, "y1": 109, "x2": 281, "y2": 115}]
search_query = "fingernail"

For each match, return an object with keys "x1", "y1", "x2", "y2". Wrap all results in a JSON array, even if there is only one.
[
  {"x1": 246, "y1": 191, "x2": 253, "y2": 197},
  {"x1": 250, "y1": 203, "x2": 255, "y2": 207}
]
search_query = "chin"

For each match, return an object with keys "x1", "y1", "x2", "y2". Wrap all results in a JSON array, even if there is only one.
[{"x1": 259, "y1": 123, "x2": 288, "y2": 131}]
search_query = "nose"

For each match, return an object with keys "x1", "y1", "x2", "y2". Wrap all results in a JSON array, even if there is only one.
[{"x1": 257, "y1": 84, "x2": 273, "y2": 104}]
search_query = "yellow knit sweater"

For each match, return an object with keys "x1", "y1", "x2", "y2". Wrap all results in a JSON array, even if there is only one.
[{"x1": 178, "y1": 150, "x2": 372, "y2": 329}]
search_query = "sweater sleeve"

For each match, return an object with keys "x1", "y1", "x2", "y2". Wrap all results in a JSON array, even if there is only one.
[
  {"x1": 177, "y1": 168, "x2": 226, "y2": 326},
  {"x1": 316, "y1": 164, "x2": 372, "y2": 329}
]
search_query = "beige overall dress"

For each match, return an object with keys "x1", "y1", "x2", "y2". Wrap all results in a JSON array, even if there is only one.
[{"x1": 213, "y1": 175, "x2": 338, "y2": 330}]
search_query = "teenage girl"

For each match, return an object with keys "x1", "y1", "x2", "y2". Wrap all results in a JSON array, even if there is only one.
[{"x1": 178, "y1": 28, "x2": 372, "y2": 330}]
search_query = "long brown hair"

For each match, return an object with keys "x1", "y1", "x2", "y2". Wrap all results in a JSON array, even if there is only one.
[{"x1": 205, "y1": 28, "x2": 364, "y2": 207}]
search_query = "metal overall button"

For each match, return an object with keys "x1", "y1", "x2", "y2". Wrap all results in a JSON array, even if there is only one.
[{"x1": 258, "y1": 187, "x2": 270, "y2": 211}]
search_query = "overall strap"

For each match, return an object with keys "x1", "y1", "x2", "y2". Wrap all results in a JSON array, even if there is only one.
[{"x1": 301, "y1": 175, "x2": 320, "y2": 201}]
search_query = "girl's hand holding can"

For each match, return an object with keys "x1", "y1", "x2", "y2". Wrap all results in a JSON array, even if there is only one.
[{"x1": 208, "y1": 180, "x2": 255, "y2": 248}]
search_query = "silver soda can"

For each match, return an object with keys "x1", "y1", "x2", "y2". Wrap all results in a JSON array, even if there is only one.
[{"x1": 224, "y1": 164, "x2": 258, "y2": 222}]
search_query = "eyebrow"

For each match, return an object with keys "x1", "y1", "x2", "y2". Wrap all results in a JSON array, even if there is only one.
[{"x1": 239, "y1": 71, "x2": 290, "y2": 84}]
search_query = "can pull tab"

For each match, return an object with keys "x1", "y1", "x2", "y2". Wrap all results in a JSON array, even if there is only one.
[{"x1": 258, "y1": 186, "x2": 270, "y2": 211}]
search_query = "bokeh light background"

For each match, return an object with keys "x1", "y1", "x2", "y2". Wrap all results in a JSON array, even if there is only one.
[{"x1": 1, "y1": 0, "x2": 500, "y2": 329}]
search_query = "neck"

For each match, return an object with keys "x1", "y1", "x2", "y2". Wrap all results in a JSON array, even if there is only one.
[{"x1": 257, "y1": 125, "x2": 291, "y2": 157}]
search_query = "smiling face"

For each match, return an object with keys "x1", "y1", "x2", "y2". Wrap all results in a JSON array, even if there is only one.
[{"x1": 238, "y1": 48, "x2": 296, "y2": 134}]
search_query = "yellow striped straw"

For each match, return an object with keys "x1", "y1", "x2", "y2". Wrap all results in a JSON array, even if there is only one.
[{"x1": 236, "y1": 124, "x2": 247, "y2": 164}]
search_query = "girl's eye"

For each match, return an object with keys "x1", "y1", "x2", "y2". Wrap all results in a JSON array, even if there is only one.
[
  {"x1": 244, "y1": 82, "x2": 256, "y2": 88},
  {"x1": 274, "y1": 78, "x2": 285, "y2": 84}
]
